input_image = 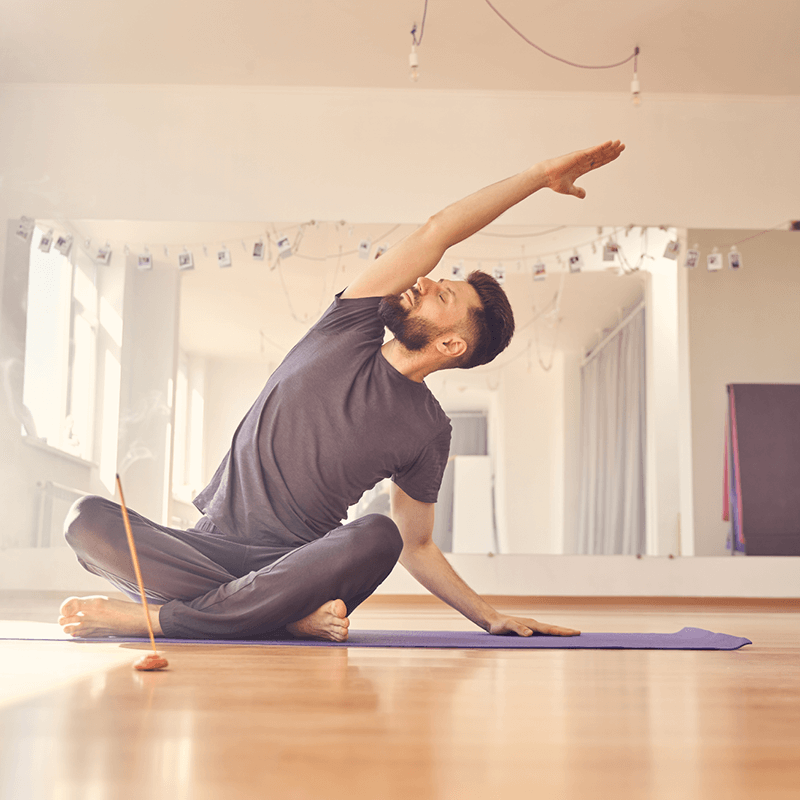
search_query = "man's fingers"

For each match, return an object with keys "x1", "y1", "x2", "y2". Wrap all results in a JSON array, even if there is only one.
[
  {"x1": 544, "y1": 625, "x2": 581, "y2": 637},
  {"x1": 521, "y1": 618, "x2": 581, "y2": 637},
  {"x1": 492, "y1": 616, "x2": 582, "y2": 637},
  {"x1": 585, "y1": 140, "x2": 624, "y2": 169}
]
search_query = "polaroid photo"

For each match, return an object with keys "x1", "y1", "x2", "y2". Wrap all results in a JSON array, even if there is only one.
[
  {"x1": 96, "y1": 245, "x2": 112, "y2": 266},
  {"x1": 252, "y1": 241, "x2": 265, "y2": 261},
  {"x1": 137, "y1": 251, "x2": 153, "y2": 271},
  {"x1": 451, "y1": 261, "x2": 465, "y2": 281},
  {"x1": 663, "y1": 240, "x2": 680, "y2": 260},
  {"x1": 276, "y1": 235, "x2": 292, "y2": 258},
  {"x1": 533, "y1": 262, "x2": 547, "y2": 282},
  {"x1": 684, "y1": 249, "x2": 699, "y2": 269},
  {"x1": 55, "y1": 234, "x2": 73, "y2": 257},
  {"x1": 217, "y1": 247, "x2": 232, "y2": 268},
  {"x1": 603, "y1": 242, "x2": 619, "y2": 262},
  {"x1": 374, "y1": 243, "x2": 388, "y2": 259},
  {"x1": 179, "y1": 250, "x2": 194, "y2": 271},
  {"x1": 707, "y1": 252, "x2": 723, "y2": 272},
  {"x1": 492, "y1": 265, "x2": 506, "y2": 285},
  {"x1": 728, "y1": 250, "x2": 741, "y2": 270},
  {"x1": 358, "y1": 238, "x2": 372, "y2": 259},
  {"x1": 569, "y1": 253, "x2": 584, "y2": 273},
  {"x1": 15, "y1": 216, "x2": 35, "y2": 241},
  {"x1": 38, "y1": 229, "x2": 54, "y2": 254}
]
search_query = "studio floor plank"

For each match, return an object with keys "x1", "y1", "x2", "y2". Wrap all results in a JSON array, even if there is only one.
[{"x1": 0, "y1": 593, "x2": 798, "y2": 800}]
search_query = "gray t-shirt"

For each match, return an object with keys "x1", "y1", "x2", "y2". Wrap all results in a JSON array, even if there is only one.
[{"x1": 194, "y1": 292, "x2": 452, "y2": 547}]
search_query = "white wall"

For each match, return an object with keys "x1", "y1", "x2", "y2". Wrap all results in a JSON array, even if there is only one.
[
  {"x1": 645, "y1": 259, "x2": 681, "y2": 555},
  {"x1": 498, "y1": 352, "x2": 565, "y2": 554},
  {"x1": 117, "y1": 265, "x2": 180, "y2": 523},
  {"x1": 561, "y1": 350, "x2": 583, "y2": 554},
  {"x1": 202, "y1": 356, "x2": 274, "y2": 486},
  {"x1": 2, "y1": 85, "x2": 799, "y2": 594},
  {"x1": 1, "y1": 87, "x2": 797, "y2": 230},
  {"x1": 687, "y1": 230, "x2": 800, "y2": 556}
]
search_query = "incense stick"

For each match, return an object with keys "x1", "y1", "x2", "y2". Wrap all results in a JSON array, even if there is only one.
[{"x1": 115, "y1": 473, "x2": 158, "y2": 654}]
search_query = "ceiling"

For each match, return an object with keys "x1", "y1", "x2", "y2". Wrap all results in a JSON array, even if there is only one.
[{"x1": 2, "y1": 0, "x2": 798, "y2": 95}]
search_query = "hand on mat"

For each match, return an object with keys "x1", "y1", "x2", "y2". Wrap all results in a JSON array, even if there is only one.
[{"x1": 488, "y1": 616, "x2": 581, "y2": 637}]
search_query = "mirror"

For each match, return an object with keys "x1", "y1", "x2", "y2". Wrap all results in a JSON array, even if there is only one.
[
  {"x1": 0, "y1": 217, "x2": 661, "y2": 555},
  {"x1": 3, "y1": 218, "x2": 798, "y2": 561}
]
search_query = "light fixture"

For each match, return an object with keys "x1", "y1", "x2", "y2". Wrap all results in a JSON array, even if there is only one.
[{"x1": 409, "y1": 44, "x2": 419, "y2": 82}]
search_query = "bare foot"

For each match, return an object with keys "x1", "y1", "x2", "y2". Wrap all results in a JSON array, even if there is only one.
[
  {"x1": 286, "y1": 599, "x2": 350, "y2": 642},
  {"x1": 58, "y1": 595, "x2": 163, "y2": 638}
]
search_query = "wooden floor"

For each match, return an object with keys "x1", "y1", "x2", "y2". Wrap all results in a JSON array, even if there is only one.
[{"x1": 1, "y1": 593, "x2": 798, "y2": 800}]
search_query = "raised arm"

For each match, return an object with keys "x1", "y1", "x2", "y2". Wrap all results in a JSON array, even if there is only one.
[
  {"x1": 342, "y1": 140, "x2": 624, "y2": 300},
  {"x1": 390, "y1": 483, "x2": 580, "y2": 637}
]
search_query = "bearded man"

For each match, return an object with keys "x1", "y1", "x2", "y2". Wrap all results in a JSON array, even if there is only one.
[{"x1": 59, "y1": 140, "x2": 624, "y2": 641}]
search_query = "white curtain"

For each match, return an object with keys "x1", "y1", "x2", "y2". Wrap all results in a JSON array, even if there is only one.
[{"x1": 577, "y1": 308, "x2": 646, "y2": 555}]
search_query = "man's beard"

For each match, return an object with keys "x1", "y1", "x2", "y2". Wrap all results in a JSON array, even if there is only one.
[{"x1": 378, "y1": 290, "x2": 443, "y2": 352}]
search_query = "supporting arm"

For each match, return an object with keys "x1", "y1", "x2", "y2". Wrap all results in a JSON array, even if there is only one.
[{"x1": 390, "y1": 483, "x2": 580, "y2": 636}]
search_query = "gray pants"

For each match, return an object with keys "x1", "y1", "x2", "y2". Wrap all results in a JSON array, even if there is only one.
[{"x1": 64, "y1": 495, "x2": 403, "y2": 639}]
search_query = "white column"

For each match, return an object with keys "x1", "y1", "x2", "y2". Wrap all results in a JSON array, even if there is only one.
[{"x1": 644, "y1": 262, "x2": 681, "y2": 555}]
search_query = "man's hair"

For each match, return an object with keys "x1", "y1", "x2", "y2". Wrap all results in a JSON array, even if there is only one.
[{"x1": 455, "y1": 271, "x2": 515, "y2": 369}]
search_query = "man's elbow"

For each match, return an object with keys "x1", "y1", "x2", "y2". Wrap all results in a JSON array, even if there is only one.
[
  {"x1": 398, "y1": 536, "x2": 434, "y2": 568},
  {"x1": 421, "y1": 213, "x2": 446, "y2": 240}
]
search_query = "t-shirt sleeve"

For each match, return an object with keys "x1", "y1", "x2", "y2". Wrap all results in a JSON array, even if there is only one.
[
  {"x1": 392, "y1": 424, "x2": 452, "y2": 504},
  {"x1": 309, "y1": 291, "x2": 384, "y2": 341}
]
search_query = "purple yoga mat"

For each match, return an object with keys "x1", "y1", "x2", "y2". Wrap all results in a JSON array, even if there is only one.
[{"x1": 13, "y1": 626, "x2": 752, "y2": 650}]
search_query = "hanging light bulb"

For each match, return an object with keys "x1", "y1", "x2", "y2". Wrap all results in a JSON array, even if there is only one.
[
  {"x1": 631, "y1": 72, "x2": 641, "y2": 106},
  {"x1": 631, "y1": 46, "x2": 641, "y2": 106},
  {"x1": 409, "y1": 43, "x2": 419, "y2": 82}
]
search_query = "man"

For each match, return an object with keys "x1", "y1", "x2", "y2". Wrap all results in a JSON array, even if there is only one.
[{"x1": 59, "y1": 140, "x2": 624, "y2": 642}]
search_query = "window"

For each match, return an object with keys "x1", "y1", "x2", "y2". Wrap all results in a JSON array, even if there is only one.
[{"x1": 22, "y1": 226, "x2": 98, "y2": 462}]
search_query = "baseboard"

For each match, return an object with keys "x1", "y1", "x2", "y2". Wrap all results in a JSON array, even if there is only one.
[
  {"x1": 2, "y1": 548, "x2": 799, "y2": 598},
  {"x1": 361, "y1": 595, "x2": 800, "y2": 611}
]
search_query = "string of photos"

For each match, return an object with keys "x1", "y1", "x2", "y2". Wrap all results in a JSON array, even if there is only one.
[
  {"x1": 18, "y1": 216, "x2": 791, "y2": 281},
  {"x1": 14, "y1": 216, "x2": 794, "y2": 380}
]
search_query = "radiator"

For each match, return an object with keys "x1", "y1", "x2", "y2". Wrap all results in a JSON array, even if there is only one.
[{"x1": 35, "y1": 481, "x2": 90, "y2": 548}]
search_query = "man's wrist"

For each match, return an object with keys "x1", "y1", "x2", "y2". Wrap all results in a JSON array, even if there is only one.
[{"x1": 479, "y1": 609, "x2": 505, "y2": 632}]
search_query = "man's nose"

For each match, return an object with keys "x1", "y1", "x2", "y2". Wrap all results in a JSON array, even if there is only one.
[{"x1": 416, "y1": 276, "x2": 435, "y2": 293}]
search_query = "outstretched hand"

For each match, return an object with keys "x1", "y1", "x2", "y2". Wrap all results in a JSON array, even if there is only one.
[
  {"x1": 488, "y1": 615, "x2": 581, "y2": 637},
  {"x1": 542, "y1": 139, "x2": 625, "y2": 199}
]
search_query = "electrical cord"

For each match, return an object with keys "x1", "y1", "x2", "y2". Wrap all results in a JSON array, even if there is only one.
[{"x1": 483, "y1": 0, "x2": 639, "y2": 70}]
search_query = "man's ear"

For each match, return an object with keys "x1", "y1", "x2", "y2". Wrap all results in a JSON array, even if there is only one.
[{"x1": 435, "y1": 334, "x2": 468, "y2": 360}]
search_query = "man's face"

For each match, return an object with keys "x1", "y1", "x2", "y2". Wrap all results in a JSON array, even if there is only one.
[{"x1": 378, "y1": 277, "x2": 481, "y2": 352}]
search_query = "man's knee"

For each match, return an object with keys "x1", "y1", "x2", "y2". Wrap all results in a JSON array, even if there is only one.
[
  {"x1": 63, "y1": 495, "x2": 119, "y2": 556},
  {"x1": 357, "y1": 514, "x2": 403, "y2": 564}
]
